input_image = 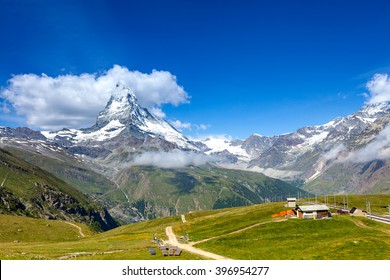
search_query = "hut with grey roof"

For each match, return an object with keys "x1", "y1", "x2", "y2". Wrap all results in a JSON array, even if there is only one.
[
  {"x1": 296, "y1": 204, "x2": 330, "y2": 219},
  {"x1": 285, "y1": 197, "x2": 297, "y2": 208}
]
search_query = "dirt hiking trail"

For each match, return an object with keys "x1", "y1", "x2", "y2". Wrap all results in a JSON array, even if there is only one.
[{"x1": 165, "y1": 226, "x2": 231, "y2": 260}]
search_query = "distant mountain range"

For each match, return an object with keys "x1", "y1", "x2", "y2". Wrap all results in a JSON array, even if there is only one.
[
  {"x1": 203, "y1": 102, "x2": 390, "y2": 194},
  {"x1": 0, "y1": 84, "x2": 307, "y2": 223},
  {"x1": 1, "y1": 84, "x2": 390, "y2": 223}
]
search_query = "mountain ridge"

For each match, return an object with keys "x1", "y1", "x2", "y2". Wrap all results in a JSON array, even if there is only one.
[
  {"x1": 2, "y1": 85, "x2": 390, "y2": 223},
  {"x1": 203, "y1": 102, "x2": 390, "y2": 186},
  {"x1": 0, "y1": 85, "x2": 307, "y2": 223}
]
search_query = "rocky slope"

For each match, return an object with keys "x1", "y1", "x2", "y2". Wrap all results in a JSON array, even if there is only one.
[{"x1": 0, "y1": 148, "x2": 118, "y2": 231}]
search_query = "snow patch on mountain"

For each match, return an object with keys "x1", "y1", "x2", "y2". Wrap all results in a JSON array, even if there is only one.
[
  {"x1": 138, "y1": 117, "x2": 196, "y2": 149},
  {"x1": 302, "y1": 130, "x2": 329, "y2": 146},
  {"x1": 42, "y1": 120, "x2": 126, "y2": 142},
  {"x1": 77, "y1": 120, "x2": 126, "y2": 141},
  {"x1": 202, "y1": 136, "x2": 251, "y2": 162},
  {"x1": 42, "y1": 129, "x2": 76, "y2": 140},
  {"x1": 360, "y1": 102, "x2": 389, "y2": 116}
]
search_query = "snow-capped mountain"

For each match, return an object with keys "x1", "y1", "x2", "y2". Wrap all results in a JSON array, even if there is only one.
[
  {"x1": 2, "y1": 84, "x2": 390, "y2": 195},
  {"x1": 0, "y1": 84, "x2": 307, "y2": 222},
  {"x1": 202, "y1": 102, "x2": 390, "y2": 192},
  {"x1": 42, "y1": 83, "x2": 198, "y2": 151}
]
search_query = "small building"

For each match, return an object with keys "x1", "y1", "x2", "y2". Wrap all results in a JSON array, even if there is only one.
[
  {"x1": 296, "y1": 204, "x2": 330, "y2": 219},
  {"x1": 285, "y1": 197, "x2": 297, "y2": 208},
  {"x1": 350, "y1": 207, "x2": 365, "y2": 217}
]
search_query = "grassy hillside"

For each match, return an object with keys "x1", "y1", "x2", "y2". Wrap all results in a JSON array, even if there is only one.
[
  {"x1": 0, "y1": 214, "x2": 94, "y2": 243},
  {"x1": 0, "y1": 148, "x2": 118, "y2": 231},
  {"x1": 194, "y1": 215, "x2": 390, "y2": 259},
  {"x1": 305, "y1": 161, "x2": 390, "y2": 194},
  {"x1": 172, "y1": 197, "x2": 390, "y2": 259},
  {"x1": 0, "y1": 214, "x2": 203, "y2": 260},
  {"x1": 3, "y1": 146, "x2": 307, "y2": 223},
  {"x1": 5, "y1": 146, "x2": 116, "y2": 196},
  {"x1": 107, "y1": 165, "x2": 307, "y2": 220},
  {"x1": 1, "y1": 194, "x2": 389, "y2": 260}
]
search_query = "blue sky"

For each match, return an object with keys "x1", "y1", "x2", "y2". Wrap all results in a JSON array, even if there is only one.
[{"x1": 1, "y1": 0, "x2": 390, "y2": 139}]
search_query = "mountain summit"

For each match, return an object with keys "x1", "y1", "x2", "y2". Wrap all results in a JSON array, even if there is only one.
[
  {"x1": 43, "y1": 84, "x2": 198, "y2": 150},
  {"x1": 95, "y1": 83, "x2": 150, "y2": 128}
]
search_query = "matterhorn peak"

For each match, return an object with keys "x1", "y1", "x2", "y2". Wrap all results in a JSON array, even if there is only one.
[
  {"x1": 93, "y1": 83, "x2": 147, "y2": 129},
  {"x1": 110, "y1": 81, "x2": 137, "y2": 103},
  {"x1": 42, "y1": 82, "x2": 198, "y2": 150}
]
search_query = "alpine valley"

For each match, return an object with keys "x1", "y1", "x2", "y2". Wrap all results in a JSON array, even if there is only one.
[{"x1": 1, "y1": 84, "x2": 390, "y2": 225}]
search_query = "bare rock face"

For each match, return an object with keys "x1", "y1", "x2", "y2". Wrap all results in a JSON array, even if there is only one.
[
  {"x1": 30, "y1": 182, "x2": 118, "y2": 230},
  {"x1": 0, "y1": 188, "x2": 26, "y2": 214},
  {"x1": 0, "y1": 127, "x2": 46, "y2": 141},
  {"x1": 0, "y1": 171, "x2": 118, "y2": 231}
]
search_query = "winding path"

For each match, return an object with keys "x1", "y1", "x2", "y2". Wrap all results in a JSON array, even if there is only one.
[
  {"x1": 351, "y1": 218, "x2": 390, "y2": 234},
  {"x1": 192, "y1": 218, "x2": 287, "y2": 245},
  {"x1": 165, "y1": 226, "x2": 231, "y2": 260},
  {"x1": 165, "y1": 219, "x2": 288, "y2": 259},
  {"x1": 65, "y1": 222, "x2": 85, "y2": 238}
]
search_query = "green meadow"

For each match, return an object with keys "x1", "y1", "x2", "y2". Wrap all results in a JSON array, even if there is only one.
[
  {"x1": 0, "y1": 214, "x2": 203, "y2": 260},
  {"x1": 1, "y1": 194, "x2": 389, "y2": 260}
]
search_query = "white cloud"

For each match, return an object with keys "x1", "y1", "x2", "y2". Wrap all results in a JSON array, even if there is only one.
[
  {"x1": 170, "y1": 120, "x2": 192, "y2": 131},
  {"x1": 366, "y1": 73, "x2": 390, "y2": 104},
  {"x1": 323, "y1": 144, "x2": 346, "y2": 161},
  {"x1": 342, "y1": 124, "x2": 390, "y2": 163},
  {"x1": 131, "y1": 149, "x2": 212, "y2": 168},
  {"x1": 0, "y1": 65, "x2": 189, "y2": 130},
  {"x1": 191, "y1": 134, "x2": 233, "y2": 142},
  {"x1": 169, "y1": 120, "x2": 210, "y2": 132},
  {"x1": 195, "y1": 124, "x2": 210, "y2": 131},
  {"x1": 327, "y1": 73, "x2": 390, "y2": 163},
  {"x1": 149, "y1": 107, "x2": 166, "y2": 118},
  {"x1": 0, "y1": 100, "x2": 11, "y2": 113}
]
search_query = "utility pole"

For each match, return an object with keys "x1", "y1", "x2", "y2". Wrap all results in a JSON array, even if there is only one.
[
  {"x1": 366, "y1": 199, "x2": 371, "y2": 215},
  {"x1": 346, "y1": 194, "x2": 349, "y2": 210}
]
